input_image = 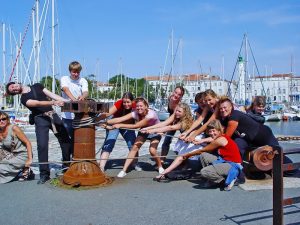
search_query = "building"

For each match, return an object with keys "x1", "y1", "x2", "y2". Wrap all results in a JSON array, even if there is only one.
[
  {"x1": 96, "y1": 82, "x2": 114, "y2": 93},
  {"x1": 250, "y1": 73, "x2": 300, "y2": 104},
  {"x1": 145, "y1": 74, "x2": 236, "y2": 103}
]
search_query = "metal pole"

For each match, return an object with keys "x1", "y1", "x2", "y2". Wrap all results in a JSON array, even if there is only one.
[
  {"x1": 273, "y1": 146, "x2": 283, "y2": 225},
  {"x1": 51, "y1": 0, "x2": 55, "y2": 93}
]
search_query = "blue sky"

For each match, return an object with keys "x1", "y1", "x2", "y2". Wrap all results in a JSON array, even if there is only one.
[{"x1": 1, "y1": 0, "x2": 300, "y2": 82}]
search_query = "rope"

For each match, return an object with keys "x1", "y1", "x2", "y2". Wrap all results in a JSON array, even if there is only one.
[
  {"x1": 8, "y1": 6, "x2": 35, "y2": 82},
  {"x1": 0, "y1": 155, "x2": 176, "y2": 166}
]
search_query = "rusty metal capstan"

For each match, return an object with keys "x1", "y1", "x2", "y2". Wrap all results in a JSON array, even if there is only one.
[
  {"x1": 61, "y1": 100, "x2": 112, "y2": 186},
  {"x1": 244, "y1": 145, "x2": 276, "y2": 172}
]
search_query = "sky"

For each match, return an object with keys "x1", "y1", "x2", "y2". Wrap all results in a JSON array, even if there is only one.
[{"x1": 1, "y1": 0, "x2": 300, "y2": 83}]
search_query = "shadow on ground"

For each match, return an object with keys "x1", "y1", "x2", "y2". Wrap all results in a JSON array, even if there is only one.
[{"x1": 220, "y1": 205, "x2": 300, "y2": 224}]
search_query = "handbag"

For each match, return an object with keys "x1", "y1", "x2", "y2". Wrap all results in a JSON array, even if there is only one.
[{"x1": 29, "y1": 114, "x2": 35, "y2": 125}]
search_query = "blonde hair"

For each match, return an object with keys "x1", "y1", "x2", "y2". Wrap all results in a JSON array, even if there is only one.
[
  {"x1": 69, "y1": 61, "x2": 82, "y2": 72},
  {"x1": 0, "y1": 111, "x2": 10, "y2": 126},
  {"x1": 206, "y1": 119, "x2": 224, "y2": 134},
  {"x1": 204, "y1": 89, "x2": 218, "y2": 98},
  {"x1": 176, "y1": 103, "x2": 193, "y2": 131}
]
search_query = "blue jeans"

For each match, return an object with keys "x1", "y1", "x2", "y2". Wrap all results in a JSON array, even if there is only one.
[{"x1": 101, "y1": 128, "x2": 136, "y2": 153}]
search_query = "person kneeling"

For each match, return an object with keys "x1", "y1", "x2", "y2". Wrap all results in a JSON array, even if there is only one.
[{"x1": 155, "y1": 119, "x2": 242, "y2": 191}]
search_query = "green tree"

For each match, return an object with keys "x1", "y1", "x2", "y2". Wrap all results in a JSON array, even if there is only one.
[
  {"x1": 40, "y1": 76, "x2": 61, "y2": 95},
  {"x1": 107, "y1": 74, "x2": 155, "y2": 102}
]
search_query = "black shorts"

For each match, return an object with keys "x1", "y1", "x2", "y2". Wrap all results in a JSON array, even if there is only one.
[{"x1": 137, "y1": 132, "x2": 162, "y2": 141}]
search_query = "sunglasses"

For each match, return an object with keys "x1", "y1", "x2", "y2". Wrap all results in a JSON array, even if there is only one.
[{"x1": 0, "y1": 118, "x2": 8, "y2": 121}]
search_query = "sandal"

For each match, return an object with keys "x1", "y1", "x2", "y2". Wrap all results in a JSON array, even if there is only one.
[
  {"x1": 19, "y1": 167, "x2": 35, "y2": 181},
  {"x1": 153, "y1": 174, "x2": 169, "y2": 183}
]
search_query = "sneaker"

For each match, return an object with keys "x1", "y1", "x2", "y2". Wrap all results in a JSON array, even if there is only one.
[
  {"x1": 158, "y1": 167, "x2": 165, "y2": 174},
  {"x1": 224, "y1": 178, "x2": 237, "y2": 191},
  {"x1": 134, "y1": 163, "x2": 142, "y2": 172},
  {"x1": 37, "y1": 175, "x2": 50, "y2": 184},
  {"x1": 117, "y1": 170, "x2": 127, "y2": 178}
]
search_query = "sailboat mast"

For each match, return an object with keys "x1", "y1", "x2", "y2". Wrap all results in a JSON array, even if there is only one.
[
  {"x1": 2, "y1": 23, "x2": 6, "y2": 85},
  {"x1": 120, "y1": 57, "x2": 123, "y2": 97},
  {"x1": 221, "y1": 55, "x2": 225, "y2": 81},
  {"x1": 135, "y1": 78, "x2": 137, "y2": 98},
  {"x1": 36, "y1": 0, "x2": 40, "y2": 82},
  {"x1": 51, "y1": 0, "x2": 55, "y2": 93},
  {"x1": 171, "y1": 29, "x2": 174, "y2": 92}
]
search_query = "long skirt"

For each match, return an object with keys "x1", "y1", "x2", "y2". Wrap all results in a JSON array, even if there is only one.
[{"x1": 0, "y1": 149, "x2": 27, "y2": 184}]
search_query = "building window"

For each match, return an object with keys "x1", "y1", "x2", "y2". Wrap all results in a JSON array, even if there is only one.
[
  {"x1": 198, "y1": 87, "x2": 200, "y2": 90},
  {"x1": 282, "y1": 89, "x2": 286, "y2": 94},
  {"x1": 254, "y1": 90, "x2": 257, "y2": 95}
]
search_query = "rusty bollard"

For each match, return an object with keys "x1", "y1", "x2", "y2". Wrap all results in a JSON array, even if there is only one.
[
  {"x1": 61, "y1": 100, "x2": 112, "y2": 186},
  {"x1": 244, "y1": 145, "x2": 275, "y2": 172}
]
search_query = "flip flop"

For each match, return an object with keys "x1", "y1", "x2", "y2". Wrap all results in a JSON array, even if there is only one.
[{"x1": 153, "y1": 174, "x2": 170, "y2": 183}]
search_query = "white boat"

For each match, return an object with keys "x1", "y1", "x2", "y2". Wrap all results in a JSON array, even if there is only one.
[
  {"x1": 151, "y1": 104, "x2": 169, "y2": 121},
  {"x1": 264, "y1": 113, "x2": 282, "y2": 122},
  {"x1": 282, "y1": 111, "x2": 297, "y2": 120}
]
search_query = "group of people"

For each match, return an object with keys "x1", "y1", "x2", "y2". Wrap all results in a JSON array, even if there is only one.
[
  {"x1": 0, "y1": 61, "x2": 287, "y2": 191},
  {"x1": 1, "y1": 61, "x2": 87, "y2": 184},
  {"x1": 98, "y1": 87, "x2": 286, "y2": 191}
]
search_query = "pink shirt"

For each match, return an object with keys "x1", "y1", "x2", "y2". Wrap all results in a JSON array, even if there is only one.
[{"x1": 131, "y1": 109, "x2": 160, "y2": 127}]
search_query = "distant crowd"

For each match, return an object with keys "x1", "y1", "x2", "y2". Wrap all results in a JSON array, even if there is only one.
[{"x1": 0, "y1": 61, "x2": 294, "y2": 191}]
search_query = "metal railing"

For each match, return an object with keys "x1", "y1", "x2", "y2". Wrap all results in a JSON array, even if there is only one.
[{"x1": 273, "y1": 146, "x2": 300, "y2": 225}]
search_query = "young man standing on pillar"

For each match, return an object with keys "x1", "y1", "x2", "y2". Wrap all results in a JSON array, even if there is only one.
[{"x1": 60, "y1": 61, "x2": 89, "y2": 153}]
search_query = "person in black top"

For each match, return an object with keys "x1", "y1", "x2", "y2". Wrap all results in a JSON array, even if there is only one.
[
  {"x1": 245, "y1": 96, "x2": 266, "y2": 124},
  {"x1": 218, "y1": 96, "x2": 295, "y2": 178},
  {"x1": 6, "y1": 82, "x2": 72, "y2": 184},
  {"x1": 218, "y1": 97, "x2": 277, "y2": 156}
]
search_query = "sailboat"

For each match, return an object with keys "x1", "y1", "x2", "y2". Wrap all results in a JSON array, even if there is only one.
[
  {"x1": 152, "y1": 30, "x2": 181, "y2": 121},
  {"x1": 1, "y1": 0, "x2": 59, "y2": 130},
  {"x1": 228, "y1": 33, "x2": 284, "y2": 121}
]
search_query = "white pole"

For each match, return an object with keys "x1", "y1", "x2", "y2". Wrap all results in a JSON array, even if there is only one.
[
  {"x1": 51, "y1": 0, "x2": 55, "y2": 93},
  {"x1": 2, "y1": 23, "x2": 6, "y2": 107},
  {"x1": 171, "y1": 29, "x2": 174, "y2": 92},
  {"x1": 221, "y1": 54, "x2": 225, "y2": 81},
  {"x1": 120, "y1": 57, "x2": 123, "y2": 97},
  {"x1": 2, "y1": 23, "x2": 6, "y2": 84},
  {"x1": 36, "y1": 0, "x2": 40, "y2": 82},
  {"x1": 32, "y1": 8, "x2": 36, "y2": 83},
  {"x1": 135, "y1": 78, "x2": 137, "y2": 98}
]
